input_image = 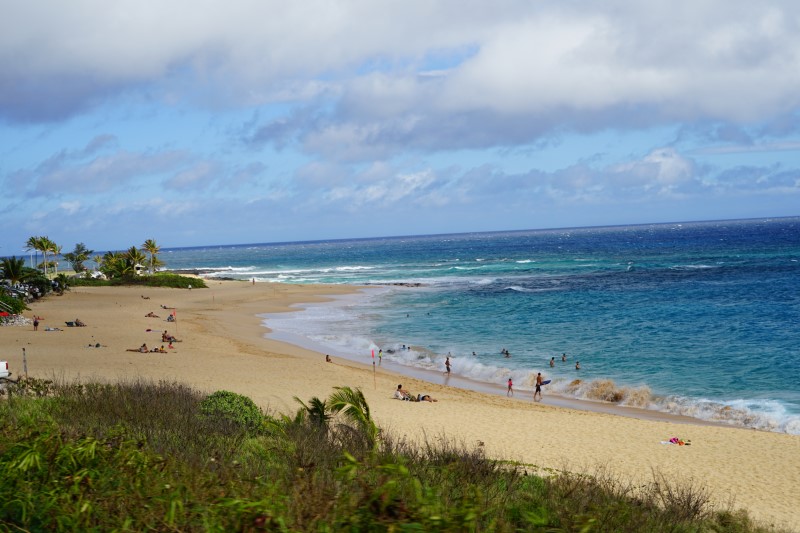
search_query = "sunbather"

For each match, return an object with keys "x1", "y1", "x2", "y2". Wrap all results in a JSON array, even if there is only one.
[
  {"x1": 126, "y1": 344, "x2": 148, "y2": 353},
  {"x1": 162, "y1": 330, "x2": 181, "y2": 342},
  {"x1": 394, "y1": 384, "x2": 412, "y2": 400},
  {"x1": 145, "y1": 312, "x2": 159, "y2": 318},
  {"x1": 74, "y1": 318, "x2": 86, "y2": 327}
]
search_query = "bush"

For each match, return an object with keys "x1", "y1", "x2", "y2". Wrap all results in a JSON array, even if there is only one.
[
  {"x1": 199, "y1": 390, "x2": 264, "y2": 433},
  {"x1": 0, "y1": 292, "x2": 27, "y2": 314},
  {"x1": 70, "y1": 273, "x2": 207, "y2": 289}
]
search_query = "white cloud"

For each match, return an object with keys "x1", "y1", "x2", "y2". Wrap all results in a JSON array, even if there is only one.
[
  {"x1": 3, "y1": 1, "x2": 800, "y2": 127},
  {"x1": 59, "y1": 201, "x2": 82, "y2": 215}
]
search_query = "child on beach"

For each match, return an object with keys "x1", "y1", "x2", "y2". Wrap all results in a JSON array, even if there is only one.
[{"x1": 507, "y1": 377, "x2": 513, "y2": 396}]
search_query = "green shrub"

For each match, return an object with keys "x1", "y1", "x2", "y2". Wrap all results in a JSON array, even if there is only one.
[
  {"x1": 199, "y1": 390, "x2": 264, "y2": 433},
  {"x1": 70, "y1": 273, "x2": 207, "y2": 289},
  {"x1": 0, "y1": 292, "x2": 27, "y2": 314}
]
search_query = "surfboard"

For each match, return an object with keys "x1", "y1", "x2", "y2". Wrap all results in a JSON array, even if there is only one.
[{"x1": 541, "y1": 380, "x2": 551, "y2": 385}]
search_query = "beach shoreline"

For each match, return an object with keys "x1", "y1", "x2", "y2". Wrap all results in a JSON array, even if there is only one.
[{"x1": 1, "y1": 281, "x2": 798, "y2": 529}]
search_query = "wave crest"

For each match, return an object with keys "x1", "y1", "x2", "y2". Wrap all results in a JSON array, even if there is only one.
[{"x1": 562, "y1": 379, "x2": 652, "y2": 407}]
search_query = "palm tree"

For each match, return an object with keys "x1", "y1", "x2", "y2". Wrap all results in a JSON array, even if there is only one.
[
  {"x1": 1, "y1": 257, "x2": 26, "y2": 285},
  {"x1": 51, "y1": 243, "x2": 62, "y2": 275},
  {"x1": 293, "y1": 396, "x2": 331, "y2": 430},
  {"x1": 140, "y1": 239, "x2": 163, "y2": 274},
  {"x1": 38, "y1": 236, "x2": 56, "y2": 278},
  {"x1": 126, "y1": 246, "x2": 148, "y2": 275},
  {"x1": 92, "y1": 254, "x2": 104, "y2": 276},
  {"x1": 99, "y1": 251, "x2": 130, "y2": 278},
  {"x1": 327, "y1": 386, "x2": 379, "y2": 449},
  {"x1": 25, "y1": 236, "x2": 42, "y2": 271},
  {"x1": 63, "y1": 243, "x2": 94, "y2": 273}
]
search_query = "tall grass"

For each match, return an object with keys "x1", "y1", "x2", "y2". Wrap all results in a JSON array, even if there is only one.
[{"x1": 0, "y1": 378, "x2": 786, "y2": 532}]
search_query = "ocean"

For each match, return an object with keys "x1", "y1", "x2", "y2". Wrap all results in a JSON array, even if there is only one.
[{"x1": 162, "y1": 217, "x2": 800, "y2": 434}]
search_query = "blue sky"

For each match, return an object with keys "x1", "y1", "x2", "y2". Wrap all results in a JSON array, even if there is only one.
[{"x1": 1, "y1": 1, "x2": 799, "y2": 255}]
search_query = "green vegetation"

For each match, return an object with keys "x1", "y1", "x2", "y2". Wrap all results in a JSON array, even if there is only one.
[
  {"x1": 141, "y1": 238, "x2": 165, "y2": 274},
  {"x1": 1, "y1": 256, "x2": 53, "y2": 304},
  {"x1": 62, "y1": 242, "x2": 94, "y2": 274},
  {"x1": 1, "y1": 257, "x2": 27, "y2": 286},
  {"x1": 16, "y1": 235, "x2": 167, "y2": 281},
  {"x1": 70, "y1": 272, "x2": 207, "y2": 289},
  {"x1": 0, "y1": 379, "x2": 781, "y2": 532},
  {"x1": 0, "y1": 293, "x2": 27, "y2": 315},
  {"x1": 25, "y1": 236, "x2": 58, "y2": 277},
  {"x1": 200, "y1": 390, "x2": 265, "y2": 433}
]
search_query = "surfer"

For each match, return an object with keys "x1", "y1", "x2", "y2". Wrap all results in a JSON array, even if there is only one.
[{"x1": 534, "y1": 372, "x2": 543, "y2": 402}]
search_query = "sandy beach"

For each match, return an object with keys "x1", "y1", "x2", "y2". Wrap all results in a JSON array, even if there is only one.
[{"x1": 1, "y1": 281, "x2": 798, "y2": 530}]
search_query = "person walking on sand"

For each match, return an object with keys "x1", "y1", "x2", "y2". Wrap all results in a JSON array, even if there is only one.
[
  {"x1": 507, "y1": 377, "x2": 513, "y2": 397},
  {"x1": 534, "y1": 372, "x2": 543, "y2": 402},
  {"x1": 445, "y1": 355, "x2": 451, "y2": 374}
]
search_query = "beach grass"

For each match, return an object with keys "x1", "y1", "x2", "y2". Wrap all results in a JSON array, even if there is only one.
[{"x1": 0, "y1": 378, "x2": 784, "y2": 532}]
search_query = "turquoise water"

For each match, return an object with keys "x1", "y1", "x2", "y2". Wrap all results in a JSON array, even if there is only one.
[{"x1": 163, "y1": 217, "x2": 800, "y2": 433}]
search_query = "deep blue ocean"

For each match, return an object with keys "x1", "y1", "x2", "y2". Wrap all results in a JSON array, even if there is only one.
[{"x1": 162, "y1": 217, "x2": 800, "y2": 434}]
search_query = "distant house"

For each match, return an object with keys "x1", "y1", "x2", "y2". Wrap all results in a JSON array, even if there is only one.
[{"x1": 134, "y1": 264, "x2": 147, "y2": 276}]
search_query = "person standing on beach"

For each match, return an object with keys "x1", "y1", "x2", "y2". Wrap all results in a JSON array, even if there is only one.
[
  {"x1": 33, "y1": 316, "x2": 39, "y2": 331},
  {"x1": 507, "y1": 377, "x2": 513, "y2": 396},
  {"x1": 534, "y1": 372, "x2": 543, "y2": 401},
  {"x1": 378, "y1": 349, "x2": 382, "y2": 365},
  {"x1": 445, "y1": 355, "x2": 451, "y2": 374}
]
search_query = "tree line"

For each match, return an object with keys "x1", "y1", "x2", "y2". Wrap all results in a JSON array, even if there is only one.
[{"x1": 2, "y1": 237, "x2": 165, "y2": 286}]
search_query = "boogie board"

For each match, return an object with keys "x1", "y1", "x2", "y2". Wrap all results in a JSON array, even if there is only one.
[{"x1": 541, "y1": 380, "x2": 551, "y2": 385}]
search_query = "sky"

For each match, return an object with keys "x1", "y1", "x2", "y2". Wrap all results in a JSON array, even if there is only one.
[{"x1": 1, "y1": 1, "x2": 799, "y2": 255}]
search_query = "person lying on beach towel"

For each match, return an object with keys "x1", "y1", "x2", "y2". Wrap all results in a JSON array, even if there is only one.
[
  {"x1": 417, "y1": 394, "x2": 438, "y2": 402},
  {"x1": 126, "y1": 344, "x2": 149, "y2": 353},
  {"x1": 145, "y1": 312, "x2": 159, "y2": 318},
  {"x1": 660, "y1": 437, "x2": 691, "y2": 445},
  {"x1": 74, "y1": 318, "x2": 86, "y2": 327}
]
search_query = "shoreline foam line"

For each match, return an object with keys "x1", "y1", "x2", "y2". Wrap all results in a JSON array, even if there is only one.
[{"x1": 260, "y1": 288, "x2": 796, "y2": 434}]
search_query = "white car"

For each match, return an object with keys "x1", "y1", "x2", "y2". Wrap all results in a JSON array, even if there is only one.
[{"x1": 0, "y1": 360, "x2": 12, "y2": 383}]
